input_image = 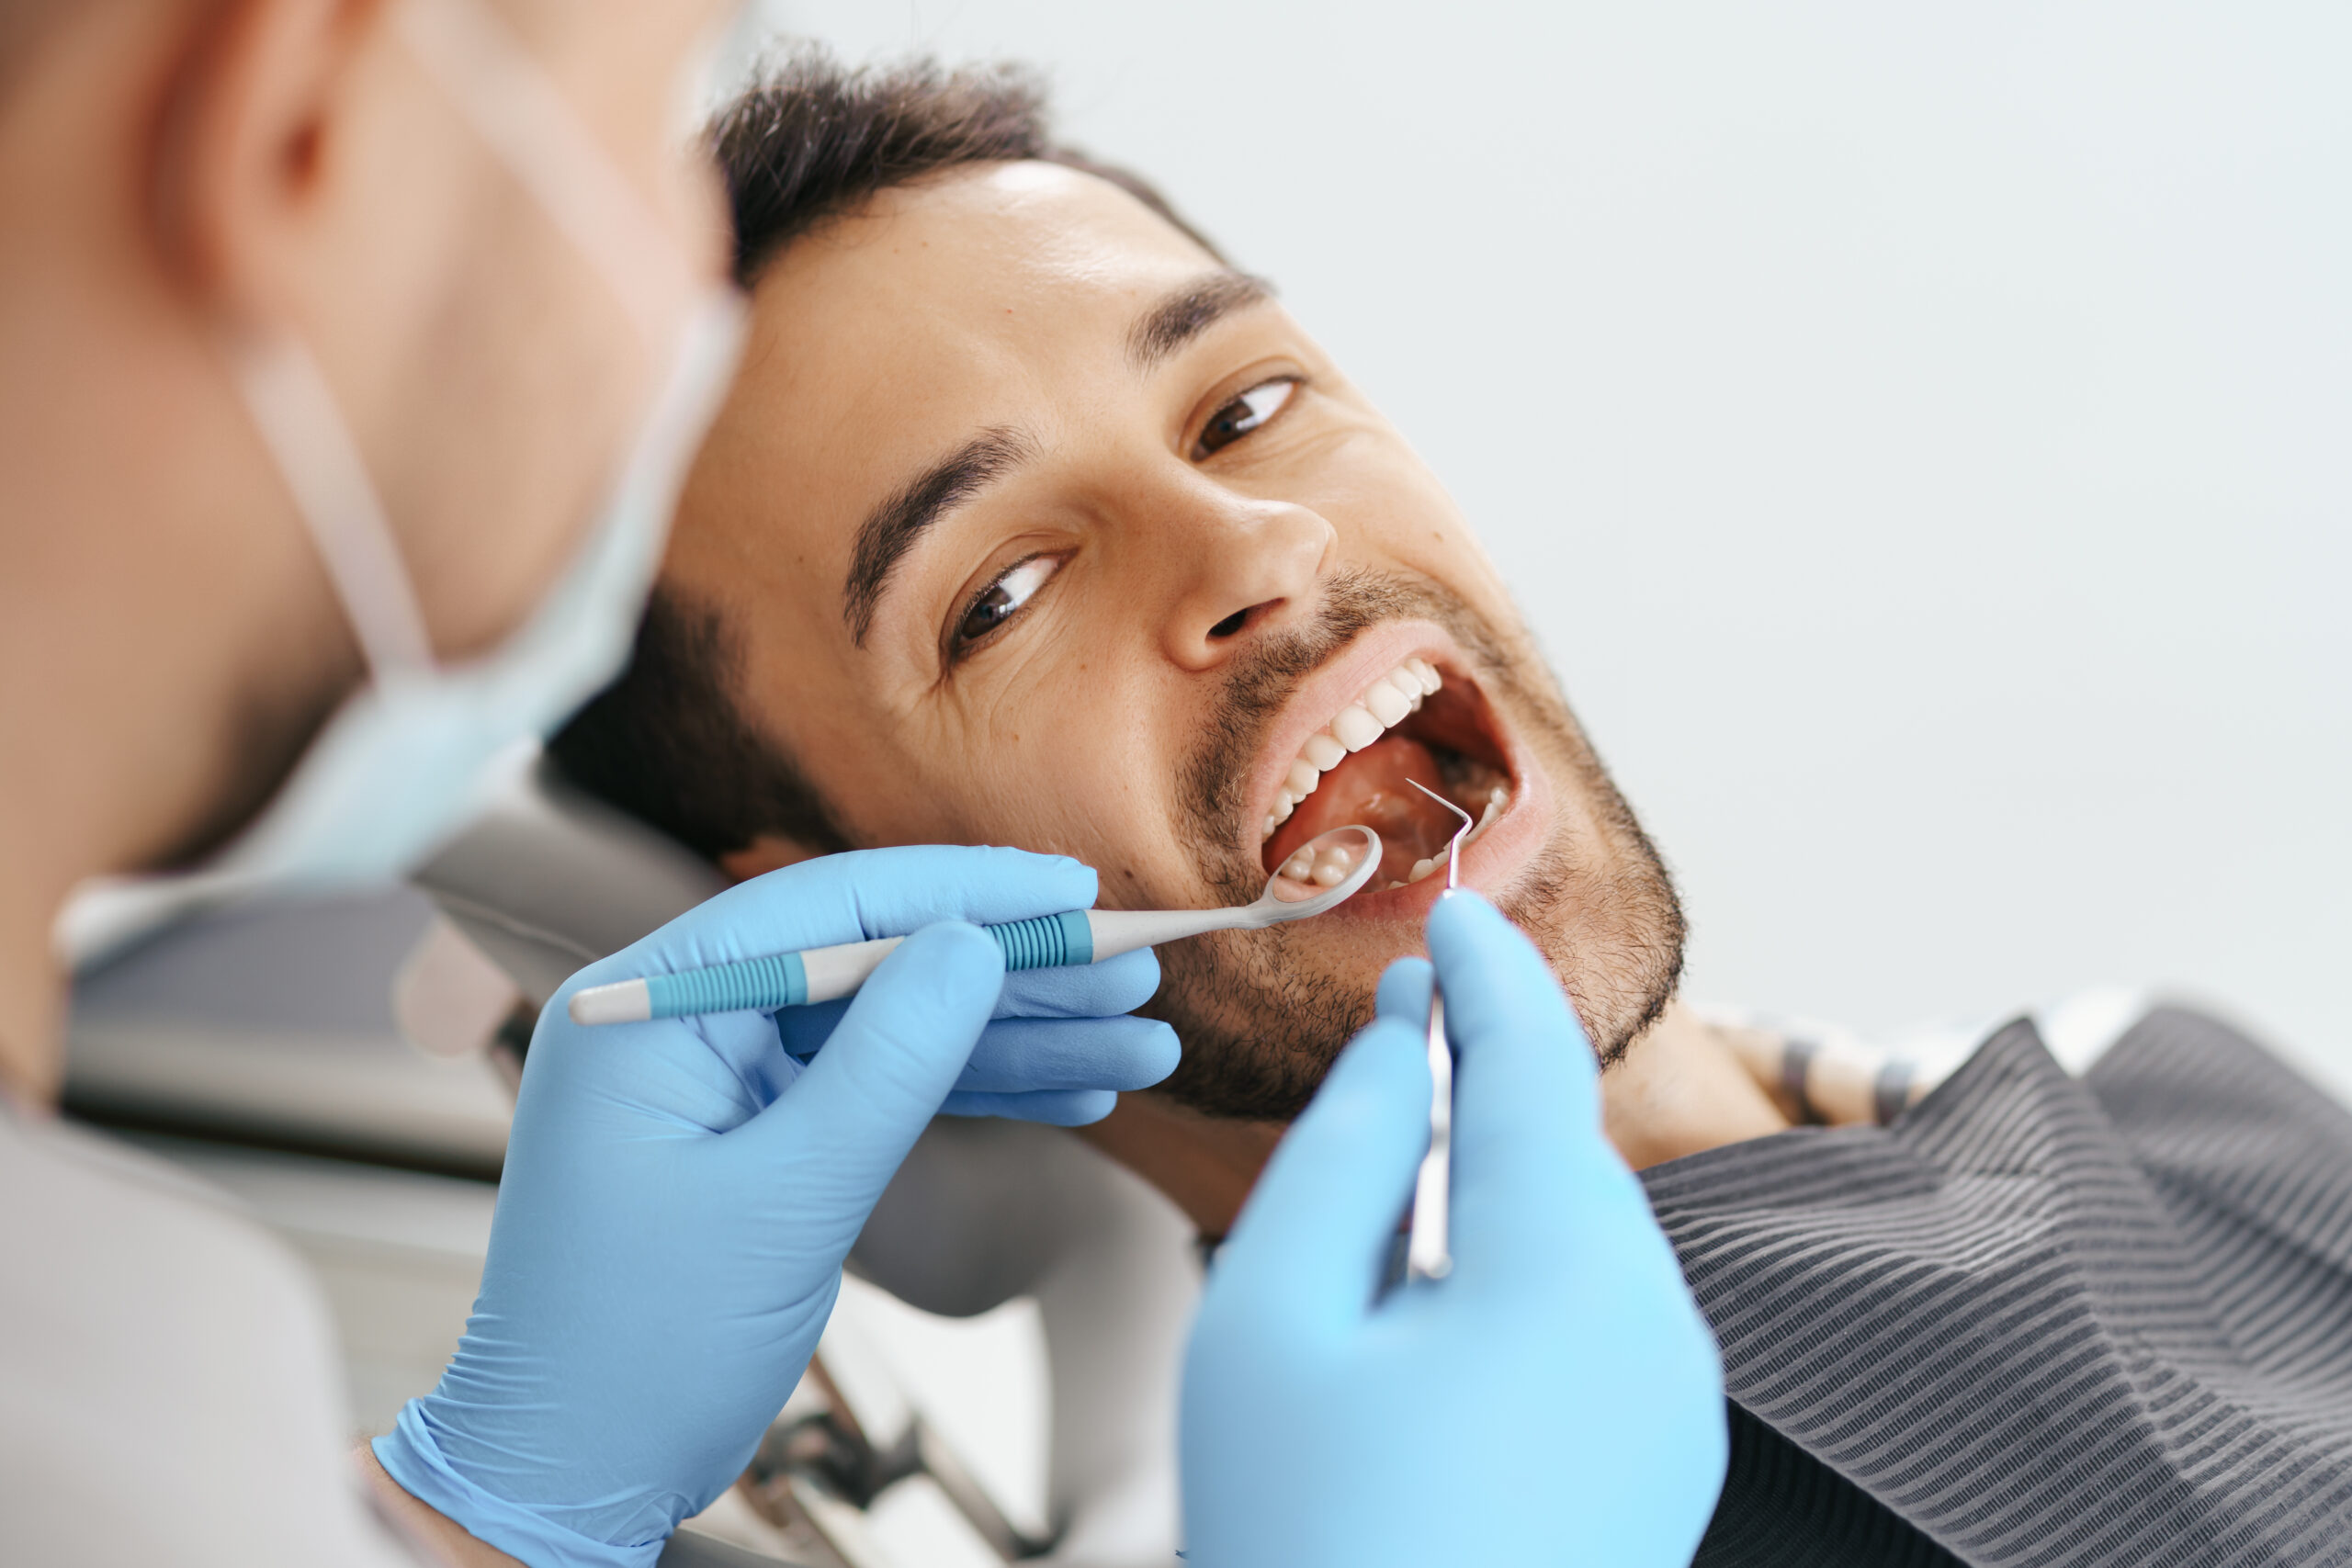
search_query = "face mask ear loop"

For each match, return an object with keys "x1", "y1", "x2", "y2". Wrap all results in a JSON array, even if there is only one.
[
  {"x1": 392, "y1": 0, "x2": 693, "y2": 348},
  {"x1": 228, "y1": 329, "x2": 436, "y2": 682}
]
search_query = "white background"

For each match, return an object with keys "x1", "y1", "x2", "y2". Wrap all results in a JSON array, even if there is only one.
[{"x1": 747, "y1": 1, "x2": 2352, "y2": 1093}]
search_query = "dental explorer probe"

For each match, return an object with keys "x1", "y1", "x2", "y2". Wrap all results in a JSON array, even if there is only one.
[
  {"x1": 1405, "y1": 781, "x2": 1474, "y2": 1282},
  {"x1": 568, "y1": 825, "x2": 1385, "y2": 1025}
]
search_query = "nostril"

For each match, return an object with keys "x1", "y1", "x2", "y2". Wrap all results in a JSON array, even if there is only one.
[{"x1": 1208, "y1": 609, "x2": 1249, "y2": 639}]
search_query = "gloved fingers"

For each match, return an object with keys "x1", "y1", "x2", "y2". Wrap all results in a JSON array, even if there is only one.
[
  {"x1": 739, "y1": 921, "x2": 1005, "y2": 1209},
  {"x1": 587, "y1": 846, "x2": 1098, "y2": 982},
  {"x1": 1424, "y1": 895, "x2": 1621, "y2": 1280},
  {"x1": 771, "y1": 995, "x2": 849, "y2": 1064},
  {"x1": 517, "y1": 987, "x2": 802, "y2": 1142},
  {"x1": 1209, "y1": 1014, "x2": 1430, "y2": 1333},
  {"x1": 938, "y1": 1088, "x2": 1119, "y2": 1125},
  {"x1": 955, "y1": 1016, "x2": 1179, "y2": 1094},
  {"x1": 1374, "y1": 956, "x2": 1433, "y2": 1023},
  {"x1": 996, "y1": 947, "x2": 1161, "y2": 1019},
  {"x1": 595, "y1": 1010, "x2": 804, "y2": 1134},
  {"x1": 773, "y1": 954, "x2": 1169, "y2": 1067}
]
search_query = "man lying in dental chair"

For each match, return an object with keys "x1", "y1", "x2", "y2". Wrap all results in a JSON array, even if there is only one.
[{"x1": 549, "y1": 53, "x2": 2352, "y2": 1568}]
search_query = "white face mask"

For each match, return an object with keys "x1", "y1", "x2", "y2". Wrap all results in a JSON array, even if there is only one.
[{"x1": 57, "y1": 0, "x2": 746, "y2": 966}]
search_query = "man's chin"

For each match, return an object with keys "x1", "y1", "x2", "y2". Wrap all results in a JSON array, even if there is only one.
[
  {"x1": 1142, "y1": 920, "x2": 1381, "y2": 1122},
  {"x1": 1144, "y1": 791, "x2": 1683, "y2": 1121}
]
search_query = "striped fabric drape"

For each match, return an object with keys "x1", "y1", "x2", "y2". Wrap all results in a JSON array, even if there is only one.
[{"x1": 1645, "y1": 1010, "x2": 2352, "y2": 1566}]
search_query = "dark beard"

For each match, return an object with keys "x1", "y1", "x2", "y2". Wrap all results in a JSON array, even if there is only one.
[{"x1": 1142, "y1": 567, "x2": 1686, "y2": 1121}]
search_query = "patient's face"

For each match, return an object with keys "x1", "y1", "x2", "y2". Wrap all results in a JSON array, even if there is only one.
[{"x1": 666, "y1": 162, "x2": 1682, "y2": 1115}]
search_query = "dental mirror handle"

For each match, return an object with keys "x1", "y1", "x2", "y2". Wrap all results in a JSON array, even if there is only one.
[{"x1": 569, "y1": 905, "x2": 1248, "y2": 1025}]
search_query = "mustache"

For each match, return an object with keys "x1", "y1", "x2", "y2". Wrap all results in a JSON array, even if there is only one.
[{"x1": 1175, "y1": 567, "x2": 1520, "y2": 899}]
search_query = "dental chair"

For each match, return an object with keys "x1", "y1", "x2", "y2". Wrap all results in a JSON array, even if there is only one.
[{"x1": 408, "y1": 758, "x2": 1200, "y2": 1568}]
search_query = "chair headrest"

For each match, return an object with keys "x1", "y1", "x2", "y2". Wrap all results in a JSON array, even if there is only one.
[{"x1": 410, "y1": 754, "x2": 725, "y2": 1008}]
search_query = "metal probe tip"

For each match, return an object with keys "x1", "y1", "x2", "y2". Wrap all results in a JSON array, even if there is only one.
[{"x1": 1408, "y1": 780, "x2": 1474, "y2": 891}]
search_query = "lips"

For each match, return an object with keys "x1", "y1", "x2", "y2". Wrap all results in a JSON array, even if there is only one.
[{"x1": 1246, "y1": 626, "x2": 1527, "y2": 899}]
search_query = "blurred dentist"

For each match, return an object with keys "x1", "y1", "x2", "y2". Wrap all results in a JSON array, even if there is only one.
[{"x1": 0, "y1": 2, "x2": 1724, "y2": 1564}]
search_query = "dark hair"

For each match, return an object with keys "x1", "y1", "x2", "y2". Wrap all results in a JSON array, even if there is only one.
[
  {"x1": 714, "y1": 50, "x2": 1223, "y2": 287},
  {"x1": 549, "y1": 51, "x2": 1218, "y2": 858},
  {"x1": 550, "y1": 589, "x2": 849, "y2": 860}
]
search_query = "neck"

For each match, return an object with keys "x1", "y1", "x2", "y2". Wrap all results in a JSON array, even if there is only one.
[
  {"x1": 1079, "y1": 1000, "x2": 1792, "y2": 1237},
  {"x1": 0, "y1": 22, "x2": 334, "y2": 1105},
  {"x1": 1076, "y1": 1097, "x2": 1287, "y2": 1240},
  {"x1": 1597, "y1": 1000, "x2": 1794, "y2": 1168},
  {"x1": 0, "y1": 258, "x2": 228, "y2": 1110},
  {"x1": 0, "y1": 874, "x2": 67, "y2": 1107}
]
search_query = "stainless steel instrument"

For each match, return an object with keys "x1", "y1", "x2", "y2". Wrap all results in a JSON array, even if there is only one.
[{"x1": 1404, "y1": 780, "x2": 1473, "y2": 1282}]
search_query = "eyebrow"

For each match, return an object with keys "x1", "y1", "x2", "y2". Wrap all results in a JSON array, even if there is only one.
[
  {"x1": 1126, "y1": 271, "x2": 1277, "y2": 372},
  {"x1": 843, "y1": 426, "x2": 1035, "y2": 646}
]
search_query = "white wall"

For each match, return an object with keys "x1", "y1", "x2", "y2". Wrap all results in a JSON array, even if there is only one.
[{"x1": 745, "y1": 2, "x2": 2352, "y2": 1093}]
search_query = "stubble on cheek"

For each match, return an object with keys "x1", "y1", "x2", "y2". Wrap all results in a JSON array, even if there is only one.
[
  {"x1": 1486, "y1": 792, "x2": 1686, "y2": 1071},
  {"x1": 1476, "y1": 640, "x2": 1688, "y2": 1070},
  {"x1": 1145, "y1": 920, "x2": 1377, "y2": 1122}
]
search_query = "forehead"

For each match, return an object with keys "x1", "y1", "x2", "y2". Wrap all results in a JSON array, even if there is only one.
[
  {"x1": 729, "y1": 162, "x2": 1220, "y2": 449},
  {"x1": 770, "y1": 159, "x2": 1216, "y2": 347},
  {"x1": 673, "y1": 161, "x2": 1230, "y2": 610}
]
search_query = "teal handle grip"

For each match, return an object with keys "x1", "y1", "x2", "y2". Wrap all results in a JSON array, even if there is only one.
[
  {"x1": 990, "y1": 908, "x2": 1094, "y2": 970},
  {"x1": 646, "y1": 951, "x2": 808, "y2": 1018},
  {"x1": 638, "y1": 908, "x2": 1093, "y2": 1021}
]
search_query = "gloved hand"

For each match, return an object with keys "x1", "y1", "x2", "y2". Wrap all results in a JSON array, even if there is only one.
[
  {"x1": 1181, "y1": 893, "x2": 1726, "y2": 1568},
  {"x1": 373, "y1": 846, "x2": 1177, "y2": 1567}
]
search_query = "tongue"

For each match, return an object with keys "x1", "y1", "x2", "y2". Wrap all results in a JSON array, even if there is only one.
[{"x1": 1266, "y1": 735, "x2": 1469, "y2": 886}]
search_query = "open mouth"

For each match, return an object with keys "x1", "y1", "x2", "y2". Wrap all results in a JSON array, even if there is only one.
[{"x1": 1258, "y1": 650, "x2": 1517, "y2": 894}]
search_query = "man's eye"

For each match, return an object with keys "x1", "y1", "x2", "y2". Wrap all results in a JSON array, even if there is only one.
[
  {"x1": 953, "y1": 554, "x2": 1060, "y2": 655},
  {"x1": 1193, "y1": 378, "x2": 1298, "y2": 459}
]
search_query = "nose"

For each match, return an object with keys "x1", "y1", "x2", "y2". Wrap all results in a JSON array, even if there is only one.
[{"x1": 1158, "y1": 492, "x2": 1337, "y2": 671}]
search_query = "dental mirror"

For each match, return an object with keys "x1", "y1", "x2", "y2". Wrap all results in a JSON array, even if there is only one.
[
  {"x1": 1064, "y1": 825, "x2": 1385, "y2": 967},
  {"x1": 1261, "y1": 824, "x2": 1385, "y2": 911},
  {"x1": 571, "y1": 826, "x2": 1385, "y2": 1025}
]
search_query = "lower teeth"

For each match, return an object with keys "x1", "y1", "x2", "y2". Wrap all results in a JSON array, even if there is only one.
[
  {"x1": 1266, "y1": 784, "x2": 1511, "y2": 886},
  {"x1": 1397, "y1": 784, "x2": 1510, "y2": 886}
]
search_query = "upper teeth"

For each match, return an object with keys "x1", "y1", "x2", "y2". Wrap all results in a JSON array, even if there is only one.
[{"x1": 1261, "y1": 658, "x2": 1443, "y2": 840}]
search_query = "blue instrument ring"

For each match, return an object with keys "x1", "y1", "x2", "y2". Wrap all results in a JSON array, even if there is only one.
[
  {"x1": 989, "y1": 908, "x2": 1094, "y2": 970},
  {"x1": 645, "y1": 951, "x2": 808, "y2": 1019}
]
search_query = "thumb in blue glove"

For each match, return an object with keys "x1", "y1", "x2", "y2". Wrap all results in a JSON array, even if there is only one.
[
  {"x1": 374, "y1": 846, "x2": 1178, "y2": 1568},
  {"x1": 1180, "y1": 892, "x2": 1726, "y2": 1568}
]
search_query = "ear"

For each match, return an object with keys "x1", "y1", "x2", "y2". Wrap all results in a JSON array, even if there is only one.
[
  {"x1": 718, "y1": 832, "x2": 834, "y2": 885},
  {"x1": 151, "y1": 0, "x2": 389, "y2": 313}
]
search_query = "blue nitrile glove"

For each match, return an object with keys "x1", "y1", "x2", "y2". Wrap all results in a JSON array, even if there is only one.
[
  {"x1": 374, "y1": 847, "x2": 1177, "y2": 1568},
  {"x1": 1180, "y1": 893, "x2": 1726, "y2": 1568}
]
